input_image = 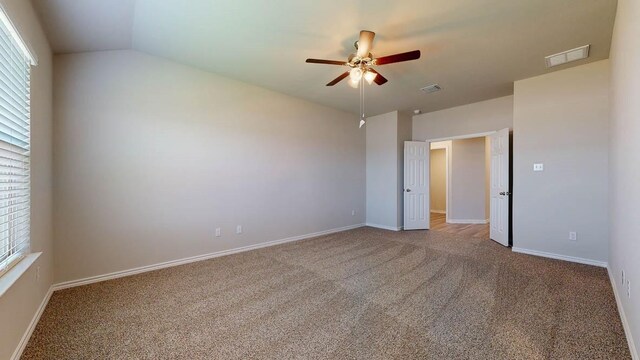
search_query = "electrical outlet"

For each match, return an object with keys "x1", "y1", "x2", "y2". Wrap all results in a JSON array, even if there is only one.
[
  {"x1": 569, "y1": 232, "x2": 577, "y2": 241},
  {"x1": 627, "y1": 280, "x2": 631, "y2": 299},
  {"x1": 533, "y1": 163, "x2": 544, "y2": 172},
  {"x1": 351, "y1": 210, "x2": 356, "y2": 216},
  {"x1": 215, "y1": 228, "x2": 221, "y2": 237},
  {"x1": 236, "y1": 225, "x2": 242, "y2": 234}
]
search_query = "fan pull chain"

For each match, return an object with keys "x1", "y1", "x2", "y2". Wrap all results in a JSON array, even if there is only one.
[
  {"x1": 359, "y1": 76, "x2": 366, "y2": 128},
  {"x1": 361, "y1": 77, "x2": 365, "y2": 119}
]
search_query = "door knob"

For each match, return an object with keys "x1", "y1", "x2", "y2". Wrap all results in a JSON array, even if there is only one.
[
  {"x1": 499, "y1": 191, "x2": 511, "y2": 196},
  {"x1": 406, "y1": 189, "x2": 412, "y2": 192}
]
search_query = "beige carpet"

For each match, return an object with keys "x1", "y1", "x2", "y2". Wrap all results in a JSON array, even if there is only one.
[{"x1": 23, "y1": 227, "x2": 630, "y2": 359}]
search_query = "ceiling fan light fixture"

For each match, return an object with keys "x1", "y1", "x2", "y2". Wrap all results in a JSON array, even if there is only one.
[
  {"x1": 305, "y1": 30, "x2": 421, "y2": 128},
  {"x1": 349, "y1": 67, "x2": 363, "y2": 81},
  {"x1": 364, "y1": 70, "x2": 377, "y2": 85}
]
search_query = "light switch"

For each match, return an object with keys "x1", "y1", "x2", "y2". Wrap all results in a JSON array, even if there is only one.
[{"x1": 533, "y1": 163, "x2": 544, "y2": 172}]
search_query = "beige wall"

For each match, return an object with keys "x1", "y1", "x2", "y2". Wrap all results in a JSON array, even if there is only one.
[
  {"x1": 429, "y1": 149, "x2": 446, "y2": 213},
  {"x1": 412, "y1": 95, "x2": 513, "y2": 141},
  {"x1": 609, "y1": 0, "x2": 640, "y2": 355},
  {"x1": 366, "y1": 111, "x2": 399, "y2": 229},
  {"x1": 449, "y1": 137, "x2": 487, "y2": 222},
  {"x1": 0, "y1": 0, "x2": 53, "y2": 358},
  {"x1": 513, "y1": 60, "x2": 609, "y2": 263},
  {"x1": 366, "y1": 110, "x2": 411, "y2": 230},
  {"x1": 53, "y1": 50, "x2": 365, "y2": 283},
  {"x1": 412, "y1": 96, "x2": 510, "y2": 225}
]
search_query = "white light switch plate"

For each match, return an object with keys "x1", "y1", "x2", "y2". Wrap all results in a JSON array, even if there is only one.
[{"x1": 533, "y1": 163, "x2": 544, "y2": 172}]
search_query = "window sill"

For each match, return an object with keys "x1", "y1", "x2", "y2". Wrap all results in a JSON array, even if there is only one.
[{"x1": 0, "y1": 252, "x2": 41, "y2": 298}]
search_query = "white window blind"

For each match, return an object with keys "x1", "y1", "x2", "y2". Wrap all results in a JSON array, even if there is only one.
[{"x1": 0, "y1": 7, "x2": 34, "y2": 276}]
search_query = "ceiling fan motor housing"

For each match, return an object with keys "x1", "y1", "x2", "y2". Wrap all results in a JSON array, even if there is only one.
[{"x1": 348, "y1": 53, "x2": 373, "y2": 68}]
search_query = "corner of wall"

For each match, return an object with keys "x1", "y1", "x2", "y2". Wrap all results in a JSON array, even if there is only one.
[
  {"x1": 0, "y1": 0, "x2": 55, "y2": 358},
  {"x1": 608, "y1": 0, "x2": 640, "y2": 356}
]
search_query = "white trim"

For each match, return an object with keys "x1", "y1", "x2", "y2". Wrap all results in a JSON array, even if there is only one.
[
  {"x1": 511, "y1": 247, "x2": 608, "y2": 268},
  {"x1": 430, "y1": 210, "x2": 446, "y2": 214},
  {"x1": 11, "y1": 286, "x2": 53, "y2": 360},
  {"x1": 52, "y1": 224, "x2": 364, "y2": 290},
  {"x1": 0, "y1": 252, "x2": 41, "y2": 297},
  {"x1": 426, "y1": 131, "x2": 498, "y2": 143},
  {"x1": 429, "y1": 142, "x2": 449, "y2": 150},
  {"x1": 447, "y1": 219, "x2": 489, "y2": 224},
  {"x1": 365, "y1": 223, "x2": 402, "y2": 231},
  {"x1": 429, "y1": 141, "x2": 451, "y2": 223},
  {"x1": 0, "y1": 4, "x2": 37, "y2": 65},
  {"x1": 607, "y1": 266, "x2": 638, "y2": 360}
]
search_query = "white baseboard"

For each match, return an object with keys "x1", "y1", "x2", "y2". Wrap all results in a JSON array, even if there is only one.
[
  {"x1": 430, "y1": 210, "x2": 446, "y2": 214},
  {"x1": 511, "y1": 247, "x2": 608, "y2": 268},
  {"x1": 608, "y1": 266, "x2": 638, "y2": 360},
  {"x1": 11, "y1": 286, "x2": 53, "y2": 360},
  {"x1": 53, "y1": 223, "x2": 365, "y2": 291},
  {"x1": 447, "y1": 218, "x2": 489, "y2": 224},
  {"x1": 365, "y1": 223, "x2": 402, "y2": 231}
]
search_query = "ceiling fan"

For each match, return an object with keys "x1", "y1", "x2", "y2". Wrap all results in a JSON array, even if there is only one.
[{"x1": 305, "y1": 30, "x2": 421, "y2": 87}]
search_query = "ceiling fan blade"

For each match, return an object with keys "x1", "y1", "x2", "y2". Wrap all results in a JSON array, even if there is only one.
[
  {"x1": 306, "y1": 58, "x2": 347, "y2": 66},
  {"x1": 326, "y1": 71, "x2": 350, "y2": 86},
  {"x1": 356, "y1": 30, "x2": 376, "y2": 58},
  {"x1": 368, "y1": 69, "x2": 388, "y2": 85},
  {"x1": 374, "y1": 50, "x2": 421, "y2": 65}
]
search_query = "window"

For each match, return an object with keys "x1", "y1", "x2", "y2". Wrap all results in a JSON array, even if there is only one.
[{"x1": 0, "y1": 7, "x2": 36, "y2": 276}]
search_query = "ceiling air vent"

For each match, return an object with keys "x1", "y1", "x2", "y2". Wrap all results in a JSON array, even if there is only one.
[
  {"x1": 545, "y1": 45, "x2": 590, "y2": 68},
  {"x1": 421, "y1": 84, "x2": 442, "y2": 93}
]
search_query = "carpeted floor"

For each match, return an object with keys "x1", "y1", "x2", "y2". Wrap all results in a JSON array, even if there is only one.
[{"x1": 23, "y1": 227, "x2": 630, "y2": 359}]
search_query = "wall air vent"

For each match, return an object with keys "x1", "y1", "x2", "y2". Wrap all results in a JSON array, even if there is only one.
[
  {"x1": 545, "y1": 45, "x2": 590, "y2": 68},
  {"x1": 421, "y1": 84, "x2": 442, "y2": 93}
]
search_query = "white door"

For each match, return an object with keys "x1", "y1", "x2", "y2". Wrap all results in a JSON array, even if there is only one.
[
  {"x1": 404, "y1": 141, "x2": 429, "y2": 230},
  {"x1": 489, "y1": 128, "x2": 510, "y2": 246}
]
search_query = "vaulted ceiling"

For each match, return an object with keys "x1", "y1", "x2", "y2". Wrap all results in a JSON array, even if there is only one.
[{"x1": 32, "y1": 0, "x2": 617, "y2": 115}]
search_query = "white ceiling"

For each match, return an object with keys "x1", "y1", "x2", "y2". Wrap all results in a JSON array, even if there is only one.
[{"x1": 32, "y1": 0, "x2": 617, "y2": 116}]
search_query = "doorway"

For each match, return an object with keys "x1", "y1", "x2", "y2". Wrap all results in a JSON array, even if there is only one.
[
  {"x1": 404, "y1": 128, "x2": 511, "y2": 246},
  {"x1": 429, "y1": 137, "x2": 489, "y2": 238}
]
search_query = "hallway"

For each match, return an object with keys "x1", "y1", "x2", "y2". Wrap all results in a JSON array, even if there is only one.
[{"x1": 430, "y1": 212, "x2": 489, "y2": 239}]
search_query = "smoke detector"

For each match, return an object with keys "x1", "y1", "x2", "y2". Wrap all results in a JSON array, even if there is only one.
[
  {"x1": 545, "y1": 45, "x2": 590, "y2": 68},
  {"x1": 421, "y1": 84, "x2": 442, "y2": 93}
]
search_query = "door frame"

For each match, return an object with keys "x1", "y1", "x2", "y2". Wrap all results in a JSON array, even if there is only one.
[
  {"x1": 425, "y1": 130, "x2": 498, "y2": 226},
  {"x1": 426, "y1": 131, "x2": 497, "y2": 143},
  {"x1": 429, "y1": 141, "x2": 451, "y2": 223}
]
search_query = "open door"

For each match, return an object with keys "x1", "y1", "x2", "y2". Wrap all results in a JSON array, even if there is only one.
[
  {"x1": 490, "y1": 128, "x2": 510, "y2": 246},
  {"x1": 404, "y1": 141, "x2": 429, "y2": 230}
]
